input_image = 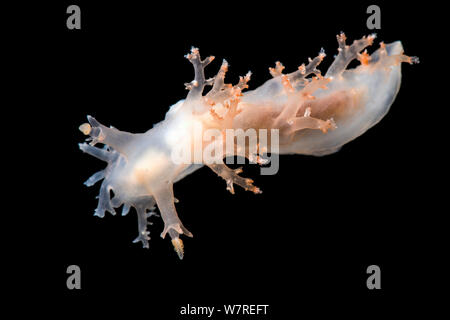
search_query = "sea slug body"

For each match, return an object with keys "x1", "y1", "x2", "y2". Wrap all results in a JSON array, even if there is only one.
[{"x1": 79, "y1": 33, "x2": 418, "y2": 259}]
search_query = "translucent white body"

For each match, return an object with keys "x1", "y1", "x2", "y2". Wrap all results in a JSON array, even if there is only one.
[{"x1": 79, "y1": 34, "x2": 417, "y2": 258}]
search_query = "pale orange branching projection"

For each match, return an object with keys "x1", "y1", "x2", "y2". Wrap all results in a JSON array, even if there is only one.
[{"x1": 78, "y1": 34, "x2": 418, "y2": 259}]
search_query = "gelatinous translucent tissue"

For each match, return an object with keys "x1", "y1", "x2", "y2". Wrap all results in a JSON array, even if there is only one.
[{"x1": 78, "y1": 33, "x2": 417, "y2": 259}]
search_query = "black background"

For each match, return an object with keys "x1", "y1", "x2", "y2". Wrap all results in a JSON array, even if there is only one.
[{"x1": 9, "y1": 0, "x2": 443, "y2": 317}]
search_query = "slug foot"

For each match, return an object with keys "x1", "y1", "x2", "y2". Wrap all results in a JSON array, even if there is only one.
[{"x1": 208, "y1": 164, "x2": 262, "y2": 194}]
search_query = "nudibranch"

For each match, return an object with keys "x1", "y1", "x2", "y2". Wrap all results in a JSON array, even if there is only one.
[{"x1": 78, "y1": 33, "x2": 417, "y2": 259}]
